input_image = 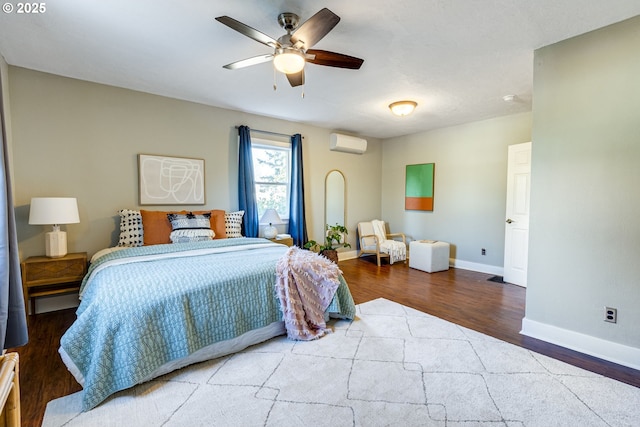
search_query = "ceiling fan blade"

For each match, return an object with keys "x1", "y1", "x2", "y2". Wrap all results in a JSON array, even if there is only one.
[
  {"x1": 306, "y1": 50, "x2": 364, "y2": 69},
  {"x1": 290, "y1": 8, "x2": 340, "y2": 48},
  {"x1": 223, "y1": 54, "x2": 274, "y2": 70},
  {"x1": 286, "y1": 70, "x2": 305, "y2": 87},
  {"x1": 215, "y1": 16, "x2": 280, "y2": 48}
]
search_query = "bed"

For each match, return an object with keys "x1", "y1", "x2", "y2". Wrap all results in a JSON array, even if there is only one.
[{"x1": 59, "y1": 237, "x2": 356, "y2": 411}]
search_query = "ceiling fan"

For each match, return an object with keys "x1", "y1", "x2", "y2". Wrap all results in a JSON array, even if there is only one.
[{"x1": 215, "y1": 8, "x2": 364, "y2": 87}]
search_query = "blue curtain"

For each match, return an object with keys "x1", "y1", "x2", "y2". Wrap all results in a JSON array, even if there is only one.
[
  {"x1": 288, "y1": 133, "x2": 308, "y2": 246},
  {"x1": 237, "y1": 125, "x2": 259, "y2": 237},
  {"x1": 1, "y1": 73, "x2": 28, "y2": 349}
]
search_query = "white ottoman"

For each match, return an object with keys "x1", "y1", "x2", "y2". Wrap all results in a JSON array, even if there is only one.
[{"x1": 409, "y1": 240, "x2": 450, "y2": 273}]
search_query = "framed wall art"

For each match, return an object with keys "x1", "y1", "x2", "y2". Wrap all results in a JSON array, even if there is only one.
[
  {"x1": 138, "y1": 154, "x2": 205, "y2": 205},
  {"x1": 405, "y1": 163, "x2": 434, "y2": 211}
]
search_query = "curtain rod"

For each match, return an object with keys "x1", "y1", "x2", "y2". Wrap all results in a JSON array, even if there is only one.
[{"x1": 235, "y1": 126, "x2": 304, "y2": 139}]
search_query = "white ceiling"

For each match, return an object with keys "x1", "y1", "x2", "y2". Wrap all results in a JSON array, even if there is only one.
[{"x1": 1, "y1": 1, "x2": 638, "y2": 139}]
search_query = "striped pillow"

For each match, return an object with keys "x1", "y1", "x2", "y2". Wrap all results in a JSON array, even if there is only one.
[{"x1": 167, "y1": 212, "x2": 214, "y2": 243}]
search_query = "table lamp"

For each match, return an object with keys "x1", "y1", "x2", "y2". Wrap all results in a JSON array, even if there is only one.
[
  {"x1": 29, "y1": 197, "x2": 80, "y2": 258},
  {"x1": 260, "y1": 209, "x2": 282, "y2": 239}
]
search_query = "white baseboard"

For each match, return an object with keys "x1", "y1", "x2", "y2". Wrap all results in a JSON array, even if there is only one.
[
  {"x1": 521, "y1": 317, "x2": 640, "y2": 371},
  {"x1": 346, "y1": 251, "x2": 504, "y2": 276},
  {"x1": 338, "y1": 250, "x2": 360, "y2": 261},
  {"x1": 406, "y1": 238, "x2": 500, "y2": 275},
  {"x1": 449, "y1": 259, "x2": 504, "y2": 276}
]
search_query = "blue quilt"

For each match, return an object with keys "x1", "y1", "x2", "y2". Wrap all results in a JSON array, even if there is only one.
[{"x1": 60, "y1": 238, "x2": 356, "y2": 410}]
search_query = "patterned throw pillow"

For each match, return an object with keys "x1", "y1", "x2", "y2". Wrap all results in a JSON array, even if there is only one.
[
  {"x1": 117, "y1": 209, "x2": 144, "y2": 247},
  {"x1": 224, "y1": 210, "x2": 244, "y2": 238},
  {"x1": 167, "y1": 212, "x2": 214, "y2": 243}
]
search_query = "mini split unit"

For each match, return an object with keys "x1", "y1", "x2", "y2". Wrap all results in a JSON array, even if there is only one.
[{"x1": 329, "y1": 133, "x2": 367, "y2": 154}]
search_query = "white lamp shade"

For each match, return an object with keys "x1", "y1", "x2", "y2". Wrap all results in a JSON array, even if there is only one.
[
  {"x1": 29, "y1": 197, "x2": 80, "y2": 225},
  {"x1": 29, "y1": 197, "x2": 80, "y2": 257},
  {"x1": 260, "y1": 209, "x2": 282, "y2": 239},
  {"x1": 260, "y1": 209, "x2": 282, "y2": 225}
]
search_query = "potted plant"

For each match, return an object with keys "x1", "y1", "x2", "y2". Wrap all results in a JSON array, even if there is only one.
[{"x1": 304, "y1": 224, "x2": 351, "y2": 263}]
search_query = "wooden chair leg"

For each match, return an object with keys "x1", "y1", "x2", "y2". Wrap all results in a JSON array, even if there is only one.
[{"x1": 0, "y1": 352, "x2": 21, "y2": 427}]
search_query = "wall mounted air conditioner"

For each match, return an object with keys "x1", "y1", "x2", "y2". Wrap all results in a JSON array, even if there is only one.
[{"x1": 329, "y1": 133, "x2": 367, "y2": 154}]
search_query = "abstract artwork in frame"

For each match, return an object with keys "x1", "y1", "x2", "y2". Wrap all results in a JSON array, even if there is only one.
[
  {"x1": 405, "y1": 163, "x2": 434, "y2": 211},
  {"x1": 138, "y1": 154, "x2": 205, "y2": 205}
]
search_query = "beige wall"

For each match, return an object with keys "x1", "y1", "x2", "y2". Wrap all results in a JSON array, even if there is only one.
[
  {"x1": 523, "y1": 16, "x2": 640, "y2": 368},
  {"x1": 7, "y1": 67, "x2": 382, "y2": 260},
  {"x1": 381, "y1": 112, "x2": 532, "y2": 273}
]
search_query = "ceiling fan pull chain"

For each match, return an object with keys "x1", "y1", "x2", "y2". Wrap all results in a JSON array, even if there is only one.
[{"x1": 273, "y1": 65, "x2": 277, "y2": 91}]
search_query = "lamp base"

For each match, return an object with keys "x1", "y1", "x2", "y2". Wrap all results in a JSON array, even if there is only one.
[
  {"x1": 45, "y1": 229, "x2": 68, "y2": 258},
  {"x1": 263, "y1": 225, "x2": 278, "y2": 239}
]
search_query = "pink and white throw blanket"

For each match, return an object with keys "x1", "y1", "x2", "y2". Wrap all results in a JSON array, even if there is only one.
[{"x1": 275, "y1": 246, "x2": 341, "y2": 340}]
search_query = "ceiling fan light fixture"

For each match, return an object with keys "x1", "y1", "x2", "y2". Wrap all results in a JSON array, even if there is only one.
[
  {"x1": 273, "y1": 48, "x2": 305, "y2": 74},
  {"x1": 389, "y1": 100, "x2": 418, "y2": 116}
]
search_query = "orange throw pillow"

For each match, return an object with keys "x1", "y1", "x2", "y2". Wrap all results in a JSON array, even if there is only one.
[
  {"x1": 140, "y1": 210, "x2": 174, "y2": 245},
  {"x1": 142, "y1": 209, "x2": 228, "y2": 245}
]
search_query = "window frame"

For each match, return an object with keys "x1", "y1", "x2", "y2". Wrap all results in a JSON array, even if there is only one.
[{"x1": 251, "y1": 137, "x2": 292, "y2": 222}]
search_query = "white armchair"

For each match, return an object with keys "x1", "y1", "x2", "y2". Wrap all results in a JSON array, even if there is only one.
[{"x1": 357, "y1": 220, "x2": 407, "y2": 266}]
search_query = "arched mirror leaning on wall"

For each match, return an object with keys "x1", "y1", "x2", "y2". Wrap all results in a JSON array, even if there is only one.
[{"x1": 325, "y1": 170, "x2": 345, "y2": 228}]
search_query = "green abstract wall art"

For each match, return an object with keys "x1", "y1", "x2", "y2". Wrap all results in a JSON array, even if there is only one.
[{"x1": 405, "y1": 163, "x2": 434, "y2": 211}]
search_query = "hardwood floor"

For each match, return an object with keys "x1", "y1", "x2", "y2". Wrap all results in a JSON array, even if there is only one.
[
  {"x1": 10, "y1": 258, "x2": 639, "y2": 427},
  {"x1": 9, "y1": 308, "x2": 81, "y2": 427}
]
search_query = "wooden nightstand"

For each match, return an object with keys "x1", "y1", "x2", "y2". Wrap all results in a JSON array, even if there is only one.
[
  {"x1": 21, "y1": 252, "x2": 87, "y2": 315},
  {"x1": 268, "y1": 237, "x2": 294, "y2": 247}
]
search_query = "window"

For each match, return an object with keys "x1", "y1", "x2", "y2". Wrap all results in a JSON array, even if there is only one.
[{"x1": 251, "y1": 138, "x2": 291, "y2": 220}]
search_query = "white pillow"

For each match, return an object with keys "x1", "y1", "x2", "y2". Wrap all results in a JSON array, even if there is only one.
[
  {"x1": 117, "y1": 209, "x2": 144, "y2": 247},
  {"x1": 224, "y1": 210, "x2": 244, "y2": 238}
]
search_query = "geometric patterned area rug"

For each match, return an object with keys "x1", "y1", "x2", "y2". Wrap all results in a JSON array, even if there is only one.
[{"x1": 43, "y1": 298, "x2": 640, "y2": 427}]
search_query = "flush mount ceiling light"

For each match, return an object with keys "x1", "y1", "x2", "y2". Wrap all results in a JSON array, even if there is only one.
[
  {"x1": 273, "y1": 47, "x2": 305, "y2": 74},
  {"x1": 389, "y1": 100, "x2": 417, "y2": 116}
]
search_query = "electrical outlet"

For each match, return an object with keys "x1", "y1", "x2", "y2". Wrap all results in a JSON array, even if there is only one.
[
  {"x1": 481, "y1": 248, "x2": 486, "y2": 256},
  {"x1": 604, "y1": 307, "x2": 617, "y2": 323}
]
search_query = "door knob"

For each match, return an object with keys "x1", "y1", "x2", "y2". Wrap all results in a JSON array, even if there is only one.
[{"x1": 506, "y1": 218, "x2": 514, "y2": 224}]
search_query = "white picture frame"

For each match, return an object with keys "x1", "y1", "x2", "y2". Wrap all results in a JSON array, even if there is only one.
[{"x1": 138, "y1": 154, "x2": 205, "y2": 205}]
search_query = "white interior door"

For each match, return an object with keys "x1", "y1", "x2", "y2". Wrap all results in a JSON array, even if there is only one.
[{"x1": 503, "y1": 142, "x2": 531, "y2": 287}]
